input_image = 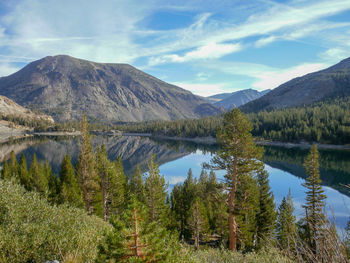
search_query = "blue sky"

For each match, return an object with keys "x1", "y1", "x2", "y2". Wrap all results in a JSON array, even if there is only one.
[{"x1": 0, "y1": 0, "x2": 350, "y2": 96}]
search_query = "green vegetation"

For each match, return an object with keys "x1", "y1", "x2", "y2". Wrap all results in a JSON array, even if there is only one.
[
  {"x1": 205, "y1": 109, "x2": 265, "y2": 250},
  {"x1": 248, "y1": 97, "x2": 350, "y2": 144},
  {"x1": 113, "y1": 96, "x2": 350, "y2": 144},
  {"x1": 1, "y1": 111, "x2": 349, "y2": 262},
  {"x1": 0, "y1": 179, "x2": 109, "y2": 263}
]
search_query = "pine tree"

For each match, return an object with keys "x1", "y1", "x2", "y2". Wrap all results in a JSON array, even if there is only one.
[
  {"x1": 18, "y1": 154, "x2": 30, "y2": 190},
  {"x1": 113, "y1": 157, "x2": 128, "y2": 215},
  {"x1": 206, "y1": 108, "x2": 264, "y2": 250},
  {"x1": 76, "y1": 114, "x2": 100, "y2": 214},
  {"x1": 302, "y1": 144, "x2": 327, "y2": 254},
  {"x1": 8, "y1": 151, "x2": 19, "y2": 182},
  {"x1": 96, "y1": 146, "x2": 126, "y2": 221},
  {"x1": 235, "y1": 173, "x2": 259, "y2": 251},
  {"x1": 170, "y1": 183, "x2": 187, "y2": 239},
  {"x1": 42, "y1": 161, "x2": 59, "y2": 204},
  {"x1": 144, "y1": 154, "x2": 169, "y2": 225},
  {"x1": 256, "y1": 169, "x2": 276, "y2": 249},
  {"x1": 29, "y1": 153, "x2": 49, "y2": 195},
  {"x1": 60, "y1": 154, "x2": 83, "y2": 207},
  {"x1": 188, "y1": 198, "x2": 209, "y2": 250},
  {"x1": 1, "y1": 158, "x2": 9, "y2": 180},
  {"x1": 97, "y1": 198, "x2": 177, "y2": 263},
  {"x1": 129, "y1": 164, "x2": 145, "y2": 203},
  {"x1": 276, "y1": 190, "x2": 296, "y2": 251}
]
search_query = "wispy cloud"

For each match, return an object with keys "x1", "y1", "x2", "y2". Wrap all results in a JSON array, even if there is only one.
[
  {"x1": 149, "y1": 42, "x2": 241, "y2": 65},
  {"x1": 171, "y1": 82, "x2": 229, "y2": 97},
  {"x1": 0, "y1": 0, "x2": 350, "y2": 93},
  {"x1": 202, "y1": 61, "x2": 327, "y2": 91}
]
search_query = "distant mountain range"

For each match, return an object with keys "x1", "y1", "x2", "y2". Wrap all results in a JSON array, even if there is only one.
[
  {"x1": 0, "y1": 55, "x2": 221, "y2": 122},
  {"x1": 241, "y1": 57, "x2": 350, "y2": 112},
  {"x1": 205, "y1": 89, "x2": 271, "y2": 110}
]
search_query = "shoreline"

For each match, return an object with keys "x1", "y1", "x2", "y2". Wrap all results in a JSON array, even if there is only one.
[
  {"x1": 255, "y1": 140, "x2": 350, "y2": 150},
  {"x1": 121, "y1": 133, "x2": 217, "y2": 144},
  {"x1": 2, "y1": 130, "x2": 350, "y2": 150}
]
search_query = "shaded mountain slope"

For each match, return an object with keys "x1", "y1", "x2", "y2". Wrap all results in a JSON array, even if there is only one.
[
  {"x1": 0, "y1": 55, "x2": 221, "y2": 122},
  {"x1": 241, "y1": 57, "x2": 350, "y2": 113}
]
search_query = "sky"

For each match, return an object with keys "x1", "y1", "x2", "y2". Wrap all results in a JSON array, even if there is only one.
[{"x1": 0, "y1": 0, "x2": 350, "y2": 96}]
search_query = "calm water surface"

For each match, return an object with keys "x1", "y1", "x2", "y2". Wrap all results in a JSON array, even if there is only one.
[{"x1": 1, "y1": 135, "x2": 350, "y2": 232}]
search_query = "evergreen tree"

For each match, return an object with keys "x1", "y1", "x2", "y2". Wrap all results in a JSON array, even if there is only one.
[
  {"x1": 170, "y1": 183, "x2": 187, "y2": 239},
  {"x1": 18, "y1": 154, "x2": 30, "y2": 190},
  {"x1": 113, "y1": 156, "x2": 128, "y2": 215},
  {"x1": 302, "y1": 144, "x2": 327, "y2": 254},
  {"x1": 96, "y1": 146, "x2": 126, "y2": 221},
  {"x1": 144, "y1": 154, "x2": 169, "y2": 225},
  {"x1": 59, "y1": 154, "x2": 83, "y2": 207},
  {"x1": 235, "y1": 173, "x2": 259, "y2": 251},
  {"x1": 76, "y1": 114, "x2": 100, "y2": 214},
  {"x1": 188, "y1": 198, "x2": 209, "y2": 250},
  {"x1": 42, "y1": 161, "x2": 59, "y2": 204},
  {"x1": 129, "y1": 164, "x2": 145, "y2": 203},
  {"x1": 29, "y1": 153, "x2": 49, "y2": 195},
  {"x1": 1, "y1": 158, "x2": 9, "y2": 180},
  {"x1": 206, "y1": 108, "x2": 264, "y2": 250},
  {"x1": 8, "y1": 151, "x2": 19, "y2": 182},
  {"x1": 97, "y1": 198, "x2": 177, "y2": 263},
  {"x1": 276, "y1": 190, "x2": 296, "y2": 251},
  {"x1": 256, "y1": 169, "x2": 276, "y2": 249}
]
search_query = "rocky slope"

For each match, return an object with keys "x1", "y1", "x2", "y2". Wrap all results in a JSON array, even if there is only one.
[
  {"x1": 241, "y1": 57, "x2": 350, "y2": 112},
  {"x1": 0, "y1": 95, "x2": 54, "y2": 123},
  {"x1": 211, "y1": 89, "x2": 270, "y2": 110},
  {"x1": 0, "y1": 55, "x2": 221, "y2": 122}
]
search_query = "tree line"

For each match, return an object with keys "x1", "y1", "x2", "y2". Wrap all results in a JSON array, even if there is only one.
[
  {"x1": 1, "y1": 111, "x2": 350, "y2": 262},
  {"x1": 113, "y1": 96, "x2": 350, "y2": 144}
]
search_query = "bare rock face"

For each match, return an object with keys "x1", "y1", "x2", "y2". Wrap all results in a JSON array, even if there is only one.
[
  {"x1": 0, "y1": 95, "x2": 54, "y2": 123},
  {"x1": 241, "y1": 57, "x2": 350, "y2": 113},
  {"x1": 0, "y1": 55, "x2": 221, "y2": 122}
]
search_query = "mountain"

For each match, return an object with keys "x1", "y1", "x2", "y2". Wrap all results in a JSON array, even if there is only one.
[
  {"x1": 206, "y1": 89, "x2": 270, "y2": 110},
  {"x1": 0, "y1": 55, "x2": 221, "y2": 122},
  {"x1": 0, "y1": 95, "x2": 54, "y2": 123},
  {"x1": 241, "y1": 57, "x2": 350, "y2": 113}
]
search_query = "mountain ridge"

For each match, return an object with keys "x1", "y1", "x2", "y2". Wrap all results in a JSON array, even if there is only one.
[
  {"x1": 241, "y1": 57, "x2": 350, "y2": 113},
  {"x1": 0, "y1": 55, "x2": 222, "y2": 122},
  {"x1": 212, "y1": 89, "x2": 271, "y2": 110}
]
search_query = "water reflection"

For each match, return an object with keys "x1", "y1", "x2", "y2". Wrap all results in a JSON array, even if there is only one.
[{"x1": 1, "y1": 135, "x2": 350, "y2": 230}]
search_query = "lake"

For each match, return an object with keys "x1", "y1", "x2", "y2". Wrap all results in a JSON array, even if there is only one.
[{"x1": 1, "y1": 135, "x2": 350, "y2": 233}]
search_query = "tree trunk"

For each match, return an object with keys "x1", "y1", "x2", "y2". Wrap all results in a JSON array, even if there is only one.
[
  {"x1": 228, "y1": 158, "x2": 238, "y2": 251},
  {"x1": 102, "y1": 180, "x2": 108, "y2": 221}
]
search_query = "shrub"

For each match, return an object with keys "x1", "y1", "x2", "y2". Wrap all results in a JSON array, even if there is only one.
[
  {"x1": 0, "y1": 179, "x2": 111, "y2": 263},
  {"x1": 188, "y1": 247, "x2": 293, "y2": 263}
]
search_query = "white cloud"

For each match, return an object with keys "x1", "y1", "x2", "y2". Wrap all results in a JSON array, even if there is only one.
[
  {"x1": 172, "y1": 82, "x2": 229, "y2": 96},
  {"x1": 252, "y1": 63, "x2": 327, "y2": 90},
  {"x1": 320, "y1": 48, "x2": 350, "y2": 63},
  {"x1": 149, "y1": 42, "x2": 241, "y2": 65},
  {"x1": 255, "y1": 36, "x2": 277, "y2": 47},
  {"x1": 201, "y1": 61, "x2": 327, "y2": 90},
  {"x1": 0, "y1": 63, "x2": 22, "y2": 77}
]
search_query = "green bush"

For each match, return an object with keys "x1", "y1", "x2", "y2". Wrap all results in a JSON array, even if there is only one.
[
  {"x1": 0, "y1": 179, "x2": 111, "y2": 263},
  {"x1": 188, "y1": 247, "x2": 292, "y2": 263}
]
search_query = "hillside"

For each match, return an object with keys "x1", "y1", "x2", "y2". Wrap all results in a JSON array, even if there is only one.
[
  {"x1": 0, "y1": 95, "x2": 54, "y2": 123},
  {"x1": 241, "y1": 57, "x2": 350, "y2": 112},
  {"x1": 0, "y1": 55, "x2": 221, "y2": 122},
  {"x1": 212, "y1": 89, "x2": 270, "y2": 110}
]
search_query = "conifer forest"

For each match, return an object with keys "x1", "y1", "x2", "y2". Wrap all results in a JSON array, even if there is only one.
[{"x1": 1, "y1": 110, "x2": 350, "y2": 263}]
